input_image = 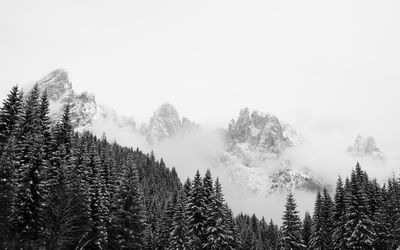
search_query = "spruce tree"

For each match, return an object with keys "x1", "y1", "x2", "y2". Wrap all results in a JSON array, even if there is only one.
[
  {"x1": 10, "y1": 84, "x2": 48, "y2": 248},
  {"x1": 44, "y1": 104, "x2": 76, "y2": 249},
  {"x1": 344, "y1": 166, "x2": 376, "y2": 249},
  {"x1": 0, "y1": 86, "x2": 23, "y2": 248},
  {"x1": 310, "y1": 191, "x2": 323, "y2": 249},
  {"x1": 332, "y1": 176, "x2": 346, "y2": 250},
  {"x1": 302, "y1": 212, "x2": 312, "y2": 249},
  {"x1": 280, "y1": 192, "x2": 304, "y2": 249},
  {"x1": 204, "y1": 178, "x2": 231, "y2": 249},
  {"x1": 111, "y1": 159, "x2": 145, "y2": 249},
  {"x1": 321, "y1": 187, "x2": 334, "y2": 248},
  {"x1": 187, "y1": 170, "x2": 207, "y2": 249},
  {"x1": 0, "y1": 85, "x2": 23, "y2": 153},
  {"x1": 169, "y1": 189, "x2": 190, "y2": 250}
]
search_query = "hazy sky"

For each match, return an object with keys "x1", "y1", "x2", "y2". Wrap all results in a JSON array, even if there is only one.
[{"x1": 1, "y1": 0, "x2": 400, "y2": 146}]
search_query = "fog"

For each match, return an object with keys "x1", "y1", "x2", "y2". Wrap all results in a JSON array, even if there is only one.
[{"x1": 85, "y1": 109, "x2": 400, "y2": 224}]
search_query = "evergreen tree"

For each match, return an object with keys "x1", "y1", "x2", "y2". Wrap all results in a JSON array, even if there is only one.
[
  {"x1": 0, "y1": 86, "x2": 23, "y2": 248},
  {"x1": 44, "y1": 104, "x2": 76, "y2": 248},
  {"x1": 321, "y1": 187, "x2": 334, "y2": 248},
  {"x1": 280, "y1": 193, "x2": 304, "y2": 249},
  {"x1": 86, "y1": 139, "x2": 108, "y2": 249},
  {"x1": 169, "y1": 189, "x2": 190, "y2": 250},
  {"x1": 332, "y1": 176, "x2": 346, "y2": 250},
  {"x1": 302, "y1": 212, "x2": 312, "y2": 249},
  {"x1": 187, "y1": 170, "x2": 207, "y2": 249},
  {"x1": 111, "y1": 160, "x2": 145, "y2": 249},
  {"x1": 344, "y1": 164, "x2": 376, "y2": 249},
  {"x1": 0, "y1": 85, "x2": 23, "y2": 153},
  {"x1": 204, "y1": 178, "x2": 232, "y2": 249},
  {"x1": 266, "y1": 220, "x2": 279, "y2": 250},
  {"x1": 310, "y1": 191, "x2": 323, "y2": 249},
  {"x1": 10, "y1": 85, "x2": 48, "y2": 248}
]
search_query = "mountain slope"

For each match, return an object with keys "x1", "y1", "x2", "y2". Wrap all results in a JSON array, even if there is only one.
[{"x1": 34, "y1": 69, "x2": 327, "y2": 194}]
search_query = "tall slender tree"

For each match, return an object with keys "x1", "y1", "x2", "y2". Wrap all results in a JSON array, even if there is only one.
[{"x1": 281, "y1": 193, "x2": 304, "y2": 249}]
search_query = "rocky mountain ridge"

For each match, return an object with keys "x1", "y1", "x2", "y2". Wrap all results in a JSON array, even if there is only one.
[
  {"x1": 347, "y1": 135, "x2": 385, "y2": 160},
  {"x1": 35, "y1": 69, "x2": 326, "y2": 194}
]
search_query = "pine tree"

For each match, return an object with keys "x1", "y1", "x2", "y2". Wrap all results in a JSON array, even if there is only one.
[
  {"x1": 344, "y1": 164, "x2": 376, "y2": 249},
  {"x1": 169, "y1": 189, "x2": 190, "y2": 250},
  {"x1": 0, "y1": 86, "x2": 23, "y2": 248},
  {"x1": 68, "y1": 133, "x2": 92, "y2": 248},
  {"x1": 111, "y1": 159, "x2": 145, "y2": 249},
  {"x1": 10, "y1": 85, "x2": 48, "y2": 248},
  {"x1": 86, "y1": 139, "x2": 108, "y2": 249},
  {"x1": 260, "y1": 217, "x2": 269, "y2": 249},
  {"x1": 204, "y1": 178, "x2": 232, "y2": 249},
  {"x1": 321, "y1": 187, "x2": 334, "y2": 248},
  {"x1": 44, "y1": 104, "x2": 76, "y2": 249},
  {"x1": 310, "y1": 191, "x2": 323, "y2": 249},
  {"x1": 224, "y1": 207, "x2": 239, "y2": 249},
  {"x1": 266, "y1": 220, "x2": 279, "y2": 250},
  {"x1": 332, "y1": 176, "x2": 346, "y2": 250},
  {"x1": 280, "y1": 192, "x2": 304, "y2": 249},
  {"x1": 158, "y1": 193, "x2": 177, "y2": 249},
  {"x1": 374, "y1": 184, "x2": 391, "y2": 249},
  {"x1": 302, "y1": 212, "x2": 312, "y2": 249},
  {"x1": 187, "y1": 170, "x2": 207, "y2": 249},
  {"x1": 0, "y1": 85, "x2": 23, "y2": 153}
]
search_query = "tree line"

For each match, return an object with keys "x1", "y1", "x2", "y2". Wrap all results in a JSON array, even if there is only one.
[{"x1": 1, "y1": 84, "x2": 400, "y2": 249}]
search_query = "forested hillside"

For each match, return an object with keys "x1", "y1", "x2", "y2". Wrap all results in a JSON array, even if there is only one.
[{"x1": 1, "y1": 84, "x2": 400, "y2": 249}]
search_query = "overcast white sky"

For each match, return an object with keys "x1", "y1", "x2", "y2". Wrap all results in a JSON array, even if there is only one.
[{"x1": 1, "y1": 0, "x2": 400, "y2": 149}]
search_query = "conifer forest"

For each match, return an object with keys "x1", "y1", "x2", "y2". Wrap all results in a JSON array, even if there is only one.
[{"x1": 2, "y1": 84, "x2": 400, "y2": 250}]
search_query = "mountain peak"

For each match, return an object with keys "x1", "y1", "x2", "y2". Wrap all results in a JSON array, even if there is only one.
[
  {"x1": 155, "y1": 103, "x2": 180, "y2": 119},
  {"x1": 347, "y1": 135, "x2": 384, "y2": 160},
  {"x1": 37, "y1": 69, "x2": 72, "y2": 102},
  {"x1": 145, "y1": 103, "x2": 199, "y2": 143},
  {"x1": 227, "y1": 108, "x2": 295, "y2": 155}
]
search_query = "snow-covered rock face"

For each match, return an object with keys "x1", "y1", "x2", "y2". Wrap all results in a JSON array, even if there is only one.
[
  {"x1": 36, "y1": 69, "x2": 97, "y2": 128},
  {"x1": 221, "y1": 108, "x2": 326, "y2": 193},
  {"x1": 227, "y1": 107, "x2": 296, "y2": 156},
  {"x1": 36, "y1": 69, "x2": 73, "y2": 102},
  {"x1": 347, "y1": 135, "x2": 384, "y2": 160},
  {"x1": 33, "y1": 69, "x2": 326, "y2": 195},
  {"x1": 268, "y1": 168, "x2": 325, "y2": 193},
  {"x1": 145, "y1": 103, "x2": 199, "y2": 143}
]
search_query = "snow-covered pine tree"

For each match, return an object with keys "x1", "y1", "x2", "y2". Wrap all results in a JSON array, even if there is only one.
[
  {"x1": 10, "y1": 84, "x2": 49, "y2": 248},
  {"x1": 44, "y1": 104, "x2": 77, "y2": 248},
  {"x1": 266, "y1": 220, "x2": 279, "y2": 250},
  {"x1": 280, "y1": 192, "x2": 304, "y2": 250},
  {"x1": 98, "y1": 135, "x2": 117, "y2": 246},
  {"x1": 87, "y1": 139, "x2": 108, "y2": 249},
  {"x1": 373, "y1": 183, "x2": 391, "y2": 249},
  {"x1": 169, "y1": 188, "x2": 190, "y2": 250},
  {"x1": 183, "y1": 177, "x2": 192, "y2": 199},
  {"x1": 332, "y1": 176, "x2": 346, "y2": 250},
  {"x1": 386, "y1": 176, "x2": 400, "y2": 247},
  {"x1": 68, "y1": 132, "x2": 92, "y2": 248},
  {"x1": 302, "y1": 212, "x2": 312, "y2": 249},
  {"x1": 158, "y1": 192, "x2": 177, "y2": 249},
  {"x1": 0, "y1": 85, "x2": 23, "y2": 153},
  {"x1": 204, "y1": 178, "x2": 232, "y2": 249},
  {"x1": 344, "y1": 165, "x2": 376, "y2": 249},
  {"x1": 321, "y1": 187, "x2": 334, "y2": 248},
  {"x1": 111, "y1": 157, "x2": 146, "y2": 249},
  {"x1": 0, "y1": 131, "x2": 21, "y2": 249},
  {"x1": 260, "y1": 217, "x2": 269, "y2": 249},
  {"x1": 187, "y1": 170, "x2": 207, "y2": 249},
  {"x1": 250, "y1": 214, "x2": 261, "y2": 247},
  {"x1": 224, "y1": 206, "x2": 239, "y2": 249},
  {"x1": 0, "y1": 86, "x2": 23, "y2": 248},
  {"x1": 310, "y1": 191, "x2": 323, "y2": 249}
]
